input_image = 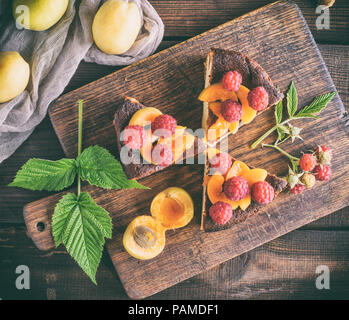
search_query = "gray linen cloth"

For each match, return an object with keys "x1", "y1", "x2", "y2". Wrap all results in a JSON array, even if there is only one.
[{"x1": 0, "y1": 0, "x2": 164, "y2": 163}]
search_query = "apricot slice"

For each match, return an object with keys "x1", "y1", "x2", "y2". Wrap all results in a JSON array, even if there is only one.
[
  {"x1": 237, "y1": 85, "x2": 257, "y2": 125},
  {"x1": 226, "y1": 160, "x2": 250, "y2": 180},
  {"x1": 157, "y1": 126, "x2": 194, "y2": 163},
  {"x1": 207, "y1": 175, "x2": 239, "y2": 210},
  {"x1": 226, "y1": 161, "x2": 267, "y2": 187},
  {"x1": 129, "y1": 107, "x2": 163, "y2": 127},
  {"x1": 207, "y1": 117, "x2": 229, "y2": 141},
  {"x1": 209, "y1": 102, "x2": 239, "y2": 135},
  {"x1": 151, "y1": 187, "x2": 194, "y2": 229},
  {"x1": 209, "y1": 102, "x2": 222, "y2": 118},
  {"x1": 123, "y1": 215, "x2": 166, "y2": 260},
  {"x1": 199, "y1": 83, "x2": 238, "y2": 102}
]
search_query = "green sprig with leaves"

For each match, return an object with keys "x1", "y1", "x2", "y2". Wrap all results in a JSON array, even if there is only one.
[
  {"x1": 251, "y1": 82, "x2": 336, "y2": 149},
  {"x1": 9, "y1": 100, "x2": 148, "y2": 284}
]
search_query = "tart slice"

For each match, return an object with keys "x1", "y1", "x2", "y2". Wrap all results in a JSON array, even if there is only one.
[
  {"x1": 201, "y1": 149, "x2": 287, "y2": 232},
  {"x1": 114, "y1": 97, "x2": 204, "y2": 180},
  {"x1": 199, "y1": 48, "x2": 284, "y2": 143}
]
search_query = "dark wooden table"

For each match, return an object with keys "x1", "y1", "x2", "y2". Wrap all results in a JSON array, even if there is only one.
[{"x1": 0, "y1": 0, "x2": 348, "y2": 300}]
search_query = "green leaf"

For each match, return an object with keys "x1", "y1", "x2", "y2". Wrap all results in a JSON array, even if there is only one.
[
  {"x1": 77, "y1": 145, "x2": 149, "y2": 190},
  {"x1": 286, "y1": 81, "x2": 298, "y2": 117},
  {"x1": 295, "y1": 92, "x2": 336, "y2": 118},
  {"x1": 9, "y1": 158, "x2": 77, "y2": 191},
  {"x1": 274, "y1": 100, "x2": 283, "y2": 124},
  {"x1": 276, "y1": 127, "x2": 286, "y2": 142},
  {"x1": 52, "y1": 192, "x2": 112, "y2": 284}
]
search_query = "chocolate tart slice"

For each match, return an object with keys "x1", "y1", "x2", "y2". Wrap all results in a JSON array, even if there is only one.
[
  {"x1": 201, "y1": 155, "x2": 287, "y2": 232},
  {"x1": 114, "y1": 97, "x2": 204, "y2": 180},
  {"x1": 201, "y1": 48, "x2": 284, "y2": 143}
]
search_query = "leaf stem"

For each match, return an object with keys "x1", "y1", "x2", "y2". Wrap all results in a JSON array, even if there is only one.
[
  {"x1": 77, "y1": 100, "x2": 83, "y2": 196},
  {"x1": 262, "y1": 143, "x2": 300, "y2": 162}
]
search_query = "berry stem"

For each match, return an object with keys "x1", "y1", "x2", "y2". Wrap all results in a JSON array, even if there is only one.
[
  {"x1": 77, "y1": 99, "x2": 83, "y2": 197},
  {"x1": 262, "y1": 143, "x2": 300, "y2": 162},
  {"x1": 250, "y1": 116, "x2": 314, "y2": 149}
]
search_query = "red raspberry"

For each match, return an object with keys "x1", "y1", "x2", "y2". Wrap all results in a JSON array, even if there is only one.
[
  {"x1": 290, "y1": 184, "x2": 305, "y2": 194},
  {"x1": 123, "y1": 125, "x2": 144, "y2": 149},
  {"x1": 209, "y1": 201, "x2": 232, "y2": 225},
  {"x1": 299, "y1": 153, "x2": 317, "y2": 172},
  {"x1": 224, "y1": 176, "x2": 250, "y2": 201},
  {"x1": 314, "y1": 164, "x2": 332, "y2": 181},
  {"x1": 315, "y1": 145, "x2": 332, "y2": 165},
  {"x1": 210, "y1": 152, "x2": 232, "y2": 175},
  {"x1": 220, "y1": 100, "x2": 243, "y2": 122},
  {"x1": 152, "y1": 143, "x2": 174, "y2": 167},
  {"x1": 252, "y1": 181, "x2": 274, "y2": 204},
  {"x1": 247, "y1": 86, "x2": 269, "y2": 111},
  {"x1": 222, "y1": 71, "x2": 242, "y2": 91},
  {"x1": 151, "y1": 114, "x2": 177, "y2": 138}
]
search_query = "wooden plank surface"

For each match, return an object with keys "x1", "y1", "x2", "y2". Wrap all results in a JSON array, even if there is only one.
[
  {"x1": 1, "y1": 44, "x2": 348, "y2": 225},
  {"x1": 1, "y1": 224, "x2": 348, "y2": 300},
  {"x1": 21, "y1": 1, "x2": 349, "y2": 299},
  {"x1": 1, "y1": 0, "x2": 349, "y2": 300},
  {"x1": 150, "y1": 0, "x2": 349, "y2": 44}
]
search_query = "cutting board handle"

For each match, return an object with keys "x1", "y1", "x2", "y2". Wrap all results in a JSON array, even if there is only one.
[{"x1": 23, "y1": 195, "x2": 60, "y2": 251}]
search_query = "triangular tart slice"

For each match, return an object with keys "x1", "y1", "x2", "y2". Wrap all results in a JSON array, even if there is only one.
[
  {"x1": 114, "y1": 97, "x2": 205, "y2": 180},
  {"x1": 201, "y1": 150, "x2": 287, "y2": 232},
  {"x1": 199, "y1": 48, "x2": 284, "y2": 143}
]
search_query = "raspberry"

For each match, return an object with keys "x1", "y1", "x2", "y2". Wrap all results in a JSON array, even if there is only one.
[
  {"x1": 290, "y1": 184, "x2": 305, "y2": 195},
  {"x1": 151, "y1": 114, "x2": 177, "y2": 138},
  {"x1": 247, "y1": 86, "x2": 269, "y2": 111},
  {"x1": 315, "y1": 145, "x2": 332, "y2": 165},
  {"x1": 122, "y1": 125, "x2": 144, "y2": 149},
  {"x1": 209, "y1": 201, "x2": 232, "y2": 225},
  {"x1": 301, "y1": 173, "x2": 316, "y2": 189},
  {"x1": 222, "y1": 71, "x2": 242, "y2": 91},
  {"x1": 314, "y1": 164, "x2": 332, "y2": 181},
  {"x1": 152, "y1": 143, "x2": 174, "y2": 167},
  {"x1": 299, "y1": 153, "x2": 317, "y2": 172},
  {"x1": 210, "y1": 152, "x2": 232, "y2": 175},
  {"x1": 220, "y1": 100, "x2": 243, "y2": 122},
  {"x1": 224, "y1": 176, "x2": 250, "y2": 201},
  {"x1": 251, "y1": 181, "x2": 274, "y2": 204}
]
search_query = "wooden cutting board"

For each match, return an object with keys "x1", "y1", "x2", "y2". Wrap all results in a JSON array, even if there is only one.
[{"x1": 23, "y1": 1, "x2": 349, "y2": 299}]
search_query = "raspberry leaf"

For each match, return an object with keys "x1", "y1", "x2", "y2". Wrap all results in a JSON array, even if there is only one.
[
  {"x1": 77, "y1": 145, "x2": 149, "y2": 190},
  {"x1": 294, "y1": 91, "x2": 336, "y2": 118},
  {"x1": 286, "y1": 81, "x2": 298, "y2": 117},
  {"x1": 274, "y1": 99, "x2": 283, "y2": 124},
  {"x1": 52, "y1": 192, "x2": 112, "y2": 284},
  {"x1": 9, "y1": 158, "x2": 77, "y2": 191}
]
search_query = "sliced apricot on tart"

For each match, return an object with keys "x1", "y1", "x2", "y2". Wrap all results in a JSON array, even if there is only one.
[
  {"x1": 129, "y1": 107, "x2": 163, "y2": 127},
  {"x1": 237, "y1": 85, "x2": 257, "y2": 125},
  {"x1": 199, "y1": 82, "x2": 238, "y2": 102},
  {"x1": 123, "y1": 215, "x2": 166, "y2": 260},
  {"x1": 150, "y1": 187, "x2": 194, "y2": 229},
  {"x1": 207, "y1": 175, "x2": 239, "y2": 210}
]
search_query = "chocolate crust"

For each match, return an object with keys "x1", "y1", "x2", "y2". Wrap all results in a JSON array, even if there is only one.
[
  {"x1": 203, "y1": 158, "x2": 287, "y2": 232},
  {"x1": 114, "y1": 97, "x2": 204, "y2": 180},
  {"x1": 211, "y1": 48, "x2": 284, "y2": 106}
]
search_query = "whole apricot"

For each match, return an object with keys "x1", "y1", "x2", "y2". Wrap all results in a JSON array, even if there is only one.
[{"x1": 92, "y1": 0, "x2": 142, "y2": 55}]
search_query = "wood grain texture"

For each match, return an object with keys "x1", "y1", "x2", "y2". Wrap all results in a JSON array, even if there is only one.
[
  {"x1": 1, "y1": 45, "x2": 348, "y2": 226},
  {"x1": 20, "y1": 1, "x2": 349, "y2": 299},
  {"x1": 1, "y1": 225, "x2": 348, "y2": 299},
  {"x1": 151, "y1": 0, "x2": 349, "y2": 45}
]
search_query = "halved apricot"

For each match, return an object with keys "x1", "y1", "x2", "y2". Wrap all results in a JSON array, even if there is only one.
[
  {"x1": 237, "y1": 85, "x2": 257, "y2": 125},
  {"x1": 123, "y1": 215, "x2": 166, "y2": 260},
  {"x1": 150, "y1": 187, "x2": 194, "y2": 229},
  {"x1": 199, "y1": 83, "x2": 238, "y2": 102}
]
